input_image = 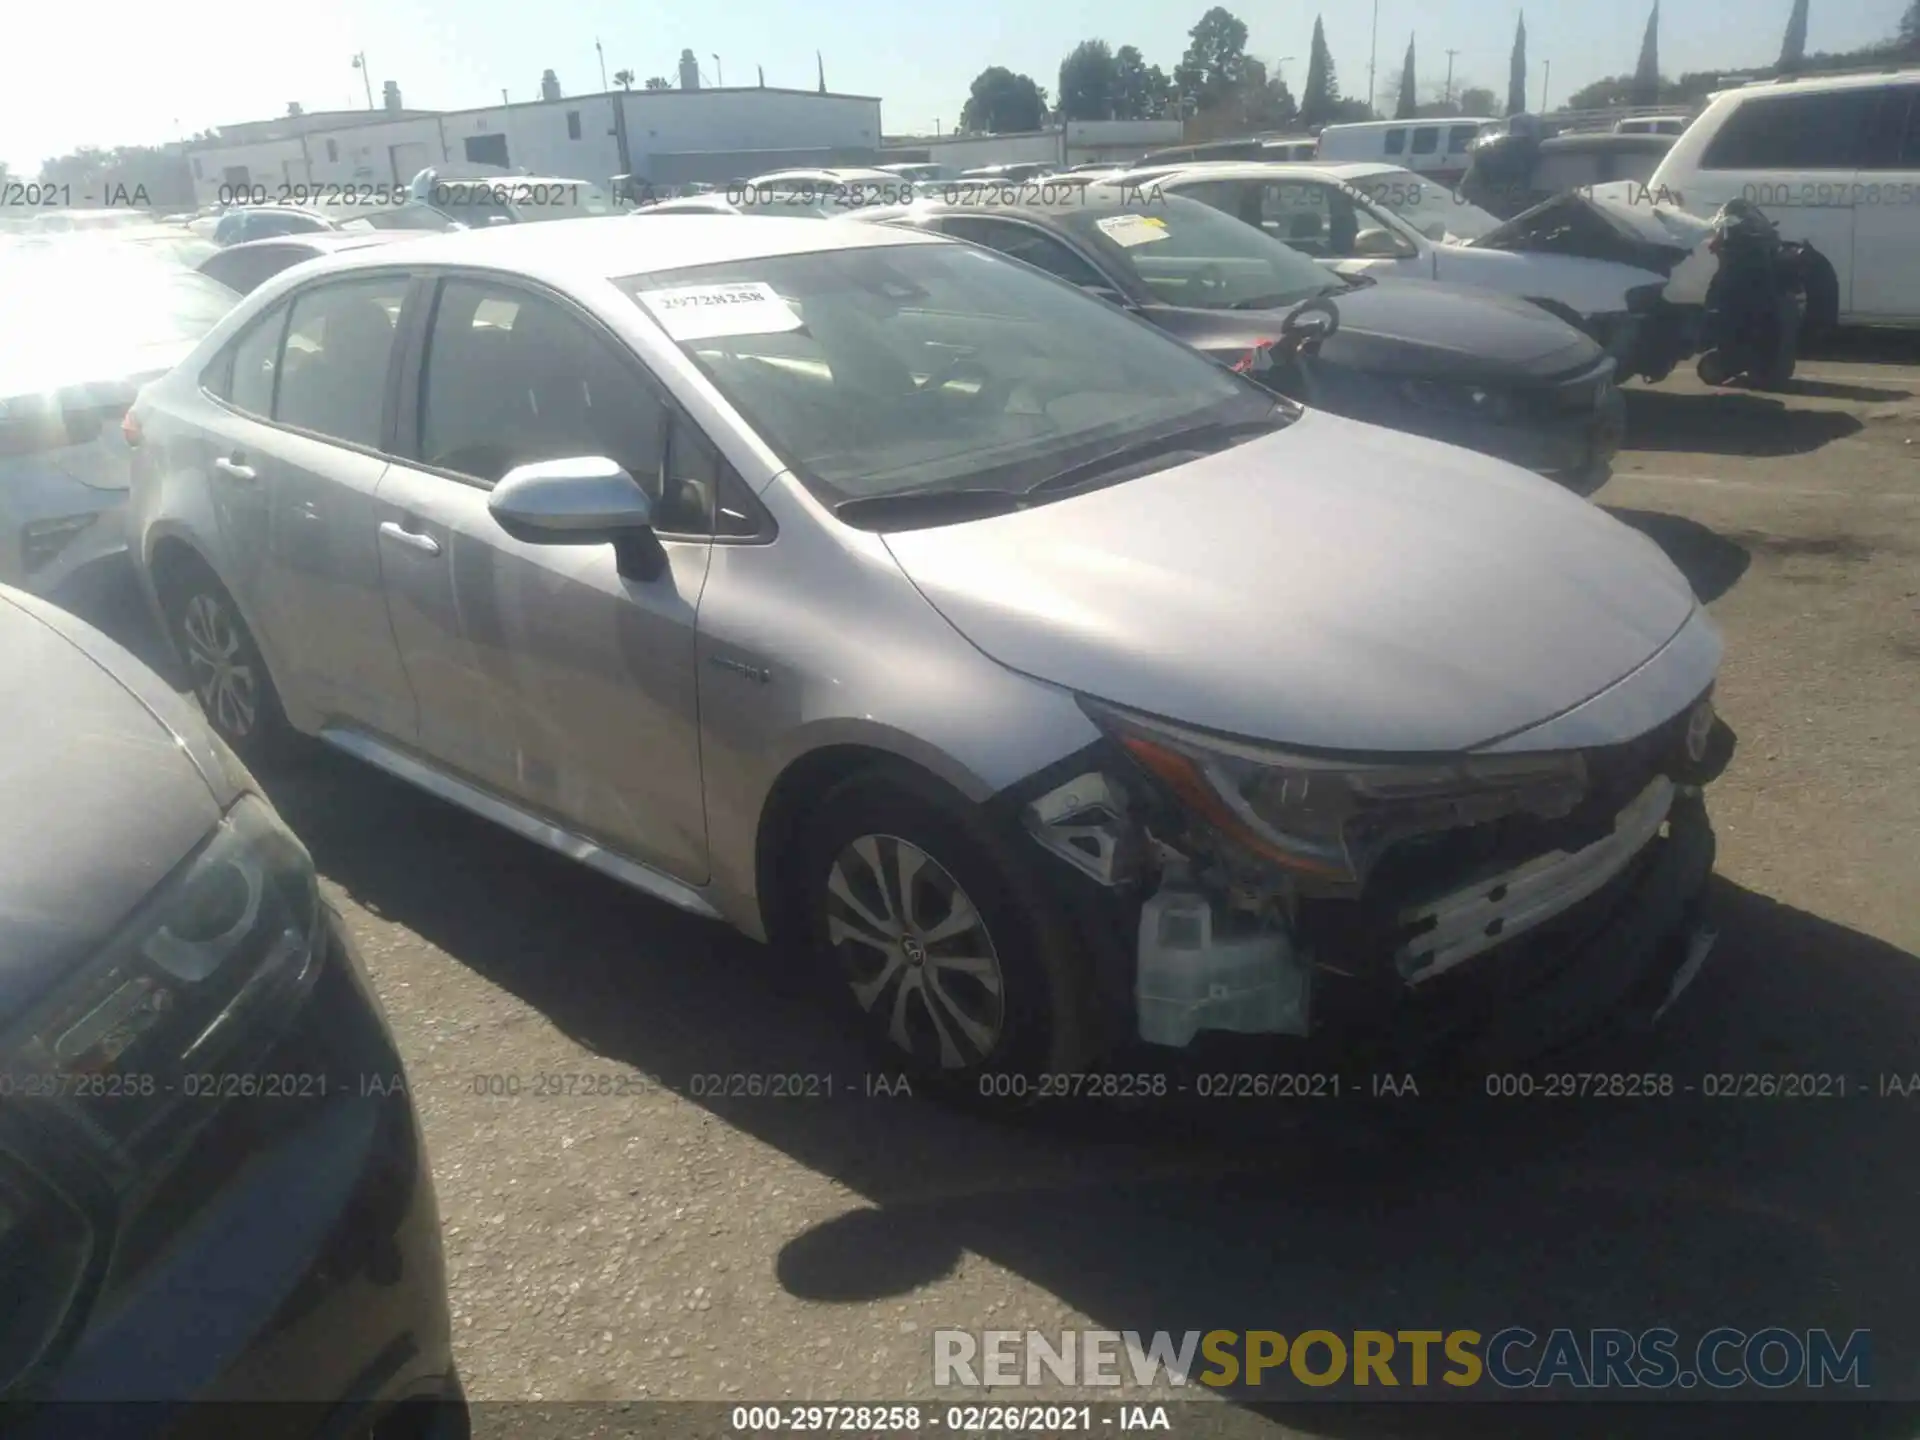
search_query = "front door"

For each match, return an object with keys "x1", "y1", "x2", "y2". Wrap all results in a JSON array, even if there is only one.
[
  {"x1": 1849, "y1": 84, "x2": 1920, "y2": 322},
  {"x1": 376, "y1": 275, "x2": 714, "y2": 880}
]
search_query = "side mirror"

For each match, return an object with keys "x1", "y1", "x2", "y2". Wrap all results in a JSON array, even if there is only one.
[
  {"x1": 1352, "y1": 227, "x2": 1408, "y2": 258},
  {"x1": 488, "y1": 456, "x2": 668, "y2": 581}
]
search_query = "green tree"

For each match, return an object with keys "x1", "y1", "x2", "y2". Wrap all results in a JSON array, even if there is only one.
[
  {"x1": 1777, "y1": 0, "x2": 1810, "y2": 70},
  {"x1": 1899, "y1": 0, "x2": 1920, "y2": 52},
  {"x1": 1111, "y1": 44, "x2": 1175, "y2": 119},
  {"x1": 960, "y1": 67, "x2": 1048, "y2": 132},
  {"x1": 1175, "y1": 7, "x2": 1252, "y2": 112},
  {"x1": 1059, "y1": 39, "x2": 1117, "y2": 119},
  {"x1": 1459, "y1": 84, "x2": 1498, "y2": 114},
  {"x1": 1508, "y1": 13, "x2": 1528, "y2": 114},
  {"x1": 1633, "y1": 2, "x2": 1662, "y2": 106},
  {"x1": 644, "y1": 76, "x2": 672, "y2": 89},
  {"x1": 1395, "y1": 36, "x2": 1418, "y2": 119},
  {"x1": 1299, "y1": 15, "x2": 1342, "y2": 127}
]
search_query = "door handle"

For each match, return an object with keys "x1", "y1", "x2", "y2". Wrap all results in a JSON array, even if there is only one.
[
  {"x1": 378, "y1": 520, "x2": 442, "y2": 556},
  {"x1": 213, "y1": 455, "x2": 256, "y2": 482}
]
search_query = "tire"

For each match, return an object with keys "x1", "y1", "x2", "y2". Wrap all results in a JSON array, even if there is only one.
[
  {"x1": 798, "y1": 766, "x2": 1098, "y2": 1104},
  {"x1": 1695, "y1": 351, "x2": 1734, "y2": 386},
  {"x1": 158, "y1": 565, "x2": 296, "y2": 767}
]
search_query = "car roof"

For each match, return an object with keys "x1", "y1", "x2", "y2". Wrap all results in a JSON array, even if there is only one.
[
  {"x1": 855, "y1": 184, "x2": 1200, "y2": 224},
  {"x1": 276, "y1": 213, "x2": 942, "y2": 285},
  {"x1": 220, "y1": 231, "x2": 415, "y2": 254},
  {"x1": 1724, "y1": 65, "x2": 1920, "y2": 99},
  {"x1": 1145, "y1": 161, "x2": 1408, "y2": 184},
  {"x1": 1537, "y1": 133, "x2": 1675, "y2": 152}
]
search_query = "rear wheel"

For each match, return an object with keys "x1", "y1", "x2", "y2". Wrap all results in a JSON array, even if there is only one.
[
  {"x1": 798, "y1": 768, "x2": 1097, "y2": 1103},
  {"x1": 158, "y1": 566, "x2": 295, "y2": 766}
]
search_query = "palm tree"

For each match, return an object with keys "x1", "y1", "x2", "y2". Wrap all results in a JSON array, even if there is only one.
[{"x1": 613, "y1": 68, "x2": 634, "y2": 89}]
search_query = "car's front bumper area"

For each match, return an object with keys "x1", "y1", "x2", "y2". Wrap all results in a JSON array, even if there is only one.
[
  {"x1": 24, "y1": 909, "x2": 461, "y2": 1440},
  {"x1": 1340, "y1": 358, "x2": 1625, "y2": 496}
]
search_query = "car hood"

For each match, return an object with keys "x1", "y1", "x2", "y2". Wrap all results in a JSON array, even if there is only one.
[
  {"x1": 882, "y1": 409, "x2": 1698, "y2": 754},
  {"x1": 1158, "y1": 279, "x2": 1603, "y2": 384},
  {"x1": 0, "y1": 588, "x2": 239, "y2": 1014}
]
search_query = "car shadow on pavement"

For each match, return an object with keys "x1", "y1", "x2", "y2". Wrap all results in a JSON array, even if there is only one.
[
  {"x1": 1622, "y1": 389, "x2": 1862, "y2": 457},
  {"x1": 257, "y1": 747, "x2": 1920, "y2": 1434},
  {"x1": 1602, "y1": 507, "x2": 1752, "y2": 602},
  {"x1": 1777, "y1": 377, "x2": 1913, "y2": 404}
]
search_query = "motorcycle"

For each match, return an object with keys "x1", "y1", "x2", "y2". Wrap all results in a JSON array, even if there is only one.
[{"x1": 1695, "y1": 199, "x2": 1806, "y2": 391}]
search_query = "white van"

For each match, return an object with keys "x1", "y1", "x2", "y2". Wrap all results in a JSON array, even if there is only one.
[
  {"x1": 1316, "y1": 117, "x2": 1498, "y2": 184},
  {"x1": 1634, "y1": 68, "x2": 1920, "y2": 326},
  {"x1": 1614, "y1": 115, "x2": 1690, "y2": 136}
]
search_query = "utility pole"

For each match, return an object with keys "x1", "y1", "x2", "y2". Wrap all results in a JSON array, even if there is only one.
[
  {"x1": 596, "y1": 39, "x2": 608, "y2": 92},
  {"x1": 1540, "y1": 59, "x2": 1550, "y2": 112},
  {"x1": 1444, "y1": 49, "x2": 1460, "y2": 108},
  {"x1": 1367, "y1": 0, "x2": 1380, "y2": 118},
  {"x1": 713, "y1": 54, "x2": 723, "y2": 86},
  {"x1": 1274, "y1": 54, "x2": 1295, "y2": 85},
  {"x1": 351, "y1": 52, "x2": 374, "y2": 110}
]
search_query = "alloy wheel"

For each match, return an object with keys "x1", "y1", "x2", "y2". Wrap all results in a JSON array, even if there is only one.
[
  {"x1": 180, "y1": 591, "x2": 259, "y2": 739},
  {"x1": 824, "y1": 833, "x2": 1006, "y2": 1070}
]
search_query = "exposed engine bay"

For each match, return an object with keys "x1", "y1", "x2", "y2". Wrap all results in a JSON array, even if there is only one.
[{"x1": 1022, "y1": 693, "x2": 1735, "y2": 1059}]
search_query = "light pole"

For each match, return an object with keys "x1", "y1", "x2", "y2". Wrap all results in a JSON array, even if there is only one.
[
  {"x1": 1273, "y1": 55, "x2": 1296, "y2": 85},
  {"x1": 1367, "y1": 0, "x2": 1380, "y2": 118},
  {"x1": 596, "y1": 40, "x2": 608, "y2": 92},
  {"x1": 1444, "y1": 48, "x2": 1459, "y2": 108},
  {"x1": 1540, "y1": 59, "x2": 1551, "y2": 112},
  {"x1": 712, "y1": 54, "x2": 723, "y2": 87},
  {"x1": 351, "y1": 52, "x2": 374, "y2": 110}
]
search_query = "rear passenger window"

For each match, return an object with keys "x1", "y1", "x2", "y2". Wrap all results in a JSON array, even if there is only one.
[
  {"x1": 274, "y1": 277, "x2": 407, "y2": 448},
  {"x1": 1410, "y1": 128, "x2": 1439, "y2": 155},
  {"x1": 417, "y1": 278, "x2": 668, "y2": 494},
  {"x1": 1858, "y1": 86, "x2": 1920, "y2": 170},
  {"x1": 226, "y1": 307, "x2": 288, "y2": 416},
  {"x1": 1384, "y1": 129, "x2": 1407, "y2": 155},
  {"x1": 1700, "y1": 89, "x2": 1877, "y2": 170},
  {"x1": 1448, "y1": 125, "x2": 1479, "y2": 154}
]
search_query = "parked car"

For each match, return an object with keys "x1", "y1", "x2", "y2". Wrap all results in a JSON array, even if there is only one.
[
  {"x1": 1316, "y1": 117, "x2": 1500, "y2": 184},
  {"x1": 958, "y1": 162, "x2": 1055, "y2": 182},
  {"x1": 213, "y1": 201, "x2": 459, "y2": 245},
  {"x1": 739, "y1": 167, "x2": 900, "y2": 193},
  {"x1": 877, "y1": 162, "x2": 959, "y2": 184},
  {"x1": 196, "y1": 231, "x2": 420, "y2": 295},
  {"x1": 635, "y1": 192, "x2": 842, "y2": 217},
  {"x1": 1133, "y1": 137, "x2": 1316, "y2": 167},
  {"x1": 1618, "y1": 67, "x2": 1920, "y2": 329},
  {"x1": 404, "y1": 171, "x2": 616, "y2": 226},
  {"x1": 1460, "y1": 132, "x2": 1679, "y2": 220},
  {"x1": 124, "y1": 216, "x2": 1732, "y2": 1093},
  {"x1": 1147, "y1": 162, "x2": 1720, "y2": 382},
  {"x1": 855, "y1": 188, "x2": 1625, "y2": 491},
  {"x1": 1614, "y1": 115, "x2": 1690, "y2": 136},
  {"x1": 0, "y1": 247, "x2": 239, "y2": 599},
  {"x1": 0, "y1": 582, "x2": 460, "y2": 1426}
]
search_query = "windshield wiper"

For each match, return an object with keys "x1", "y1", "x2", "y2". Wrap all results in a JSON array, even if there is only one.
[
  {"x1": 832, "y1": 487, "x2": 1025, "y2": 527},
  {"x1": 1022, "y1": 415, "x2": 1286, "y2": 499}
]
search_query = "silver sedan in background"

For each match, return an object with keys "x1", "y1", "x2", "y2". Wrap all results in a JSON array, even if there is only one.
[{"x1": 124, "y1": 216, "x2": 1733, "y2": 1100}]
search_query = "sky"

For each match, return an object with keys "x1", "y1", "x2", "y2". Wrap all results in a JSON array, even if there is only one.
[{"x1": 4, "y1": 0, "x2": 1911, "y2": 173}]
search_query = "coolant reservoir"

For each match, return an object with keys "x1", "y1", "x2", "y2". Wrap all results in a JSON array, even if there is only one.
[{"x1": 1135, "y1": 874, "x2": 1310, "y2": 1047}]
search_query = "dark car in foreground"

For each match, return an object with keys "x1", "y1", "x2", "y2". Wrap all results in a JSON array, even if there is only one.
[
  {"x1": 0, "y1": 584, "x2": 461, "y2": 1432},
  {"x1": 854, "y1": 188, "x2": 1625, "y2": 494}
]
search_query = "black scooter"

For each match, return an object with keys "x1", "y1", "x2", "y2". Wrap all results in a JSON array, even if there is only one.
[{"x1": 1695, "y1": 199, "x2": 1806, "y2": 391}]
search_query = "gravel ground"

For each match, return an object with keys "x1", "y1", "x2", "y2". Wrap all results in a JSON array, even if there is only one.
[{"x1": 64, "y1": 342, "x2": 1920, "y2": 1438}]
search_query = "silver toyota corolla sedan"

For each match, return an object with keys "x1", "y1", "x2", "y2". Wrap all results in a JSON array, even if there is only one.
[{"x1": 125, "y1": 216, "x2": 1734, "y2": 1097}]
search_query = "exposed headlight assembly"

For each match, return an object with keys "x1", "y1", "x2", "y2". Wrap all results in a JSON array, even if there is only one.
[
  {"x1": 1083, "y1": 699, "x2": 1588, "y2": 894},
  {"x1": 1, "y1": 794, "x2": 323, "y2": 1172},
  {"x1": 1400, "y1": 378, "x2": 1515, "y2": 421}
]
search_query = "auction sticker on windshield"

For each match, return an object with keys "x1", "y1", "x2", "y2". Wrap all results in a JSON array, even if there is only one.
[
  {"x1": 1095, "y1": 213, "x2": 1170, "y2": 247},
  {"x1": 638, "y1": 282, "x2": 803, "y2": 341}
]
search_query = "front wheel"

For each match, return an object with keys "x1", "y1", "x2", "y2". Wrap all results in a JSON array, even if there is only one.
[{"x1": 799, "y1": 769, "x2": 1097, "y2": 1102}]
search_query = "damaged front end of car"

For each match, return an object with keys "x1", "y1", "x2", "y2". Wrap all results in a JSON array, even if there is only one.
[
  {"x1": 1017, "y1": 691, "x2": 1736, "y2": 1068},
  {"x1": 1469, "y1": 189, "x2": 1725, "y2": 384}
]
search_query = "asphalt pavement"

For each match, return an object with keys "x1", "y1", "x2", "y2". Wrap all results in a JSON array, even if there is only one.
[{"x1": 60, "y1": 341, "x2": 1920, "y2": 1438}]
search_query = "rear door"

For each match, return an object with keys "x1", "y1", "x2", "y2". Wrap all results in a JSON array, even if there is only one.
[
  {"x1": 1848, "y1": 84, "x2": 1920, "y2": 321},
  {"x1": 374, "y1": 273, "x2": 714, "y2": 879},
  {"x1": 192, "y1": 275, "x2": 418, "y2": 739},
  {"x1": 1684, "y1": 85, "x2": 1875, "y2": 316}
]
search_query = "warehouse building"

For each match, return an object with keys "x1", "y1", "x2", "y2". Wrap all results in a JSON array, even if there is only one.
[
  {"x1": 881, "y1": 119, "x2": 1184, "y2": 172},
  {"x1": 185, "y1": 72, "x2": 884, "y2": 203}
]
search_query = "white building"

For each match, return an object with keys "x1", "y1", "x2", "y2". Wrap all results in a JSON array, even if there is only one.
[
  {"x1": 881, "y1": 119, "x2": 1183, "y2": 172},
  {"x1": 186, "y1": 84, "x2": 884, "y2": 202}
]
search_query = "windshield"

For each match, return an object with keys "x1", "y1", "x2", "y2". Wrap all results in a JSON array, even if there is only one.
[
  {"x1": 617, "y1": 241, "x2": 1271, "y2": 505},
  {"x1": 1348, "y1": 168, "x2": 1503, "y2": 241},
  {"x1": 1058, "y1": 193, "x2": 1338, "y2": 311}
]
